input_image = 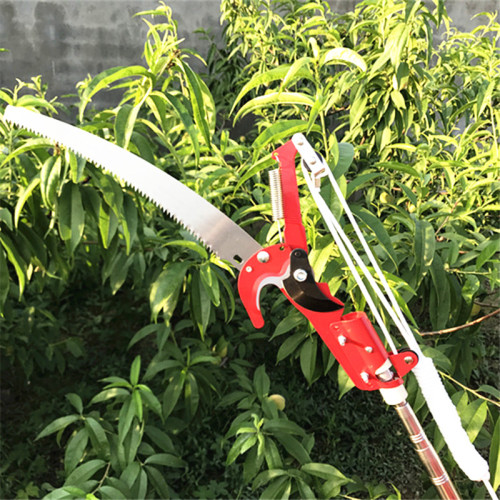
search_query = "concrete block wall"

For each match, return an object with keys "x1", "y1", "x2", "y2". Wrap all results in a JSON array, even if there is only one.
[{"x1": 0, "y1": 0, "x2": 498, "y2": 104}]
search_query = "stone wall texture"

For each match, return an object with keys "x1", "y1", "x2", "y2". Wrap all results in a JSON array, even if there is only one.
[{"x1": 0, "y1": 0, "x2": 498, "y2": 103}]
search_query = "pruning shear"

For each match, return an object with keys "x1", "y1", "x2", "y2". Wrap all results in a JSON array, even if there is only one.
[
  {"x1": 238, "y1": 137, "x2": 418, "y2": 396},
  {"x1": 6, "y1": 107, "x2": 494, "y2": 499}
]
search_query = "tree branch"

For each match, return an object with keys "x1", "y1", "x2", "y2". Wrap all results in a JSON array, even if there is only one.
[{"x1": 419, "y1": 308, "x2": 500, "y2": 336}]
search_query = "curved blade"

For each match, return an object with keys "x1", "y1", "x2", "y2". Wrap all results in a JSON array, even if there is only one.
[{"x1": 4, "y1": 106, "x2": 261, "y2": 268}]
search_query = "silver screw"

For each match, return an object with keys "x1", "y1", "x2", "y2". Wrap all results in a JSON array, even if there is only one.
[
  {"x1": 365, "y1": 346, "x2": 373, "y2": 353},
  {"x1": 338, "y1": 335, "x2": 347, "y2": 346},
  {"x1": 257, "y1": 251, "x2": 270, "y2": 263},
  {"x1": 404, "y1": 356, "x2": 414, "y2": 365},
  {"x1": 293, "y1": 269, "x2": 308, "y2": 282},
  {"x1": 245, "y1": 266, "x2": 253, "y2": 273},
  {"x1": 360, "y1": 372, "x2": 370, "y2": 383}
]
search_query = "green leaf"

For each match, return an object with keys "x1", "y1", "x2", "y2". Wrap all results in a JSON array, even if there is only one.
[
  {"x1": 390, "y1": 90, "x2": 406, "y2": 110},
  {"x1": 231, "y1": 64, "x2": 311, "y2": 113},
  {"x1": 138, "y1": 385, "x2": 163, "y2": 419},
  {"x1": 100, "y1": 486, "x2": 127, "y2": 499},
  {"x1": 178, "y1": 62, "x2": 211, "y2": 147},
  {"x1": 144, "y1": 358, "x2": 181, "y2": 381},
  {"x1": 263, "y1": 420, "x2": 306, "y2": 437},
  {"x1": 184, "y1": 371, "x2": 200, "y2": 419},
  {"x1": 130, "y1": 355, "x2": 141, "y2": 386},
  {"x1": 150, "y1": 262, "x2": 190, "y2": 321},
  {"x1": 300, "y1": 337, "x2": 317, "y2": 385},
  {"x1": 234, "y1": 92, "x2": 315, "y2": 122},
  {"x1": 282, "y1": 57, "x2": 314, "y2": 87},
  {"x1": 120, "y1": 462, "x2": 141, "y2": 489},
  {"x1": 144, "y1": 453, "x2": 185, "y2": 468},
  {"x1": 253, "y1": 365, "x2": 270, "y2": 398},
  {"x1": 0, "y1": 138, "x2": 54, "y2": 167},
  {"x1": 277, "y1": 331, "x2": 306, "y2": 362},
  {"x1": 0, "y1": 232, "x2": 26, "y2": 297},
  {"x1": 89, "y1": 387, "x2": 129, "y2": 405},
  {"x1": 85, "y1": 417, "x2": 110, "y2": 460},
  {"x1": 64, "y1": 428, "x2": 89, "y2": 475},
  {"x1": 40, "y1": 156, "x2": 61, "y2": 209},
  {"x1": 0, "y1": 248, "x2": 9, "y2": 313},
  {"x1": 322, "y1": 47, "x2": 367, "y2": 72},
  {"x1": 58, "y1": 183, "x2": 85, "y2": 253},
  {"x1": 302, "y1": 462, "x2": 349, "y2": 481},
  {"x1": 332, "y1": 142, "x2": 355, "y2": 178},
  {"x1": 133, "y1": 389, "x2": 143, "y2": 422},
  {"x1": 273, "y1": 433, "x2": 311, "y2": 464},
  {"x1": 14, "y1": 175, "x2": 40, "y2": 227},
  {"x1": 413, "y1": 219, "x2": 435, "y2": 285},
  {"x1": 64, "y1": 459, "x2": 106, "y2": 487},
  {"x1": 121, "y1": 194, "x2": 138, "y2": 255},
  {"x1": 460, "y1": 400, "x2": 487, "y2": 444},
  {"x1": 36, "y1": 415, "x2": 81, "y2": 440},
  {"x1": 65, "y1": 393, "x2": 83, "y2": 414},
  {"x1": 118, "y1": 397, "x2": 136, "y2": 443},
  {"x1": 115, "y1": 103, "x2": 141, "y2": 149},
  {"x1": 190, "y1": 270, "x2": 211, "y2": 338},
  {"x1": 253, "y1": 120, "x2": 319, "y2": 150},
  {"x1": 153, "y1": 91, "x2": 200, "y2": 165},
  {"x1": 145, "y1": 465, "x2": 170, "y2": 499},
  {"x1": 79, "y1": 66, "x2": 153, "y2": 120},
  {"x1": 337, "y1": 365, "x2": 355, "y2": 399},
  {"x1": 352, "y1": 206, "x2": 398, "y2": 269},
  {"x1": 243, "y1": 445, "x2": 264, "y2": 483},
  {"x1": 252, "y1": 469, "x2": 287, "y2": 489},
  {"x1": 164, "y1": 239, "x2": 208, "y2": 259},
  {"x1": 128, "y1": 324, "x2": 162, "y2": 350},
  {"x1": 226, "y1": 433, "x2": 257, "y2": 465},
  {"x1": 490, "y1": 417, "x2": 500, "y2": 490},
  {"x1": 163, "y1": 371, "x2": 186, "y2": 418}
]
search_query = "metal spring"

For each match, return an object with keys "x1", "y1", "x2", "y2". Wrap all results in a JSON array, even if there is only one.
[{"x1": 269, "y1": 169, "x2": 284, "y2": 221}]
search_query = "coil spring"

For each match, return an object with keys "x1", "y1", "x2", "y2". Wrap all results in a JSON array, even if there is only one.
[{"x1": 269, "y1": 169, "x2": 284, "y2": 221}]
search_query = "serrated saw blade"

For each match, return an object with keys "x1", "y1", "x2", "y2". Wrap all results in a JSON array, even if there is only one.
[{"x1": 4, "y1": 105, "x2": 261, "y2": 268}]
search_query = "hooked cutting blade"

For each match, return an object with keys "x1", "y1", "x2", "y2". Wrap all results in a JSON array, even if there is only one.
[{"x1": 4, "y1": 106, "x2": 262, "y2": 268}]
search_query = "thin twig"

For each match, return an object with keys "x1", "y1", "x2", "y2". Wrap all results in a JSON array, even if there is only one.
[
  {"x1": 439, "y1": 371, "x2": 500, "y2": 408},
  {"x1": 419, "y1": 308, "x2": 500, "y2": 336}
]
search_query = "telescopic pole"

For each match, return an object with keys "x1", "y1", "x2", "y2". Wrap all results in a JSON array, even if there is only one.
[{"x1": 394, "y1": 400, "x2": 460, "y2": 499}]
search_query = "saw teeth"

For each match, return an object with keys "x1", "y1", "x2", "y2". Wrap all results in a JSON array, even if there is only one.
[{"x1": 4, "y1": 105, "x2": 262, "y2": 268}]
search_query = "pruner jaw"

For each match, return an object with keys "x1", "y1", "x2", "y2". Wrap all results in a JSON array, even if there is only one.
[{"x1": 237, "y1": 245, "x2": 292, "y2": 329}]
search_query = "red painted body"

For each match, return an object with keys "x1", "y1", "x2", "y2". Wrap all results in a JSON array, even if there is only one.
[{"x1": 238, "y1": 139, "x2": 418, "y2": 391}]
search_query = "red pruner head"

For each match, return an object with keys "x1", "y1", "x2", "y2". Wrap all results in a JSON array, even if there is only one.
[{"x1": 237, "y1": 244, "x2": 293, "y2": 328}]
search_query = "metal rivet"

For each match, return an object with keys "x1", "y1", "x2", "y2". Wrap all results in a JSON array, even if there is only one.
[
  {"x1": 293, "y1": 269, "x2": 308, "y2": 282},
  {"x1": 257, "y1": 251, "x2": 270, "y2": 263},
  {"x1": 338, "y1": 335, "x2": 347, "y2": 346},
  {"x1": 365, "y1": 346, "x2": 373, "y2": 353},
  {"x1": 404, "y1": 356, "x2": 414, "y2": 365},
  {"x1": 245, "y1": 266, "x2": 253, "y2": 272},
  {"x1": 360, "y1": 372, "x2": 370, "y2": 383}
]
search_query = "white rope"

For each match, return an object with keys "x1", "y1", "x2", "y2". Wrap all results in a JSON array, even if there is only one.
[{"x1": 299, "y1": 144, "x2": 492, "y2": 488}]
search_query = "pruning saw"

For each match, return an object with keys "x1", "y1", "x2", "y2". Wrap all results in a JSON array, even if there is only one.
[{"x1": 4, "y1": 105, "x2": 496, "y2": 500}]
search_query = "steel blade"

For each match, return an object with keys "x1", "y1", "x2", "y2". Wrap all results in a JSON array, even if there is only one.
[{"x1": 4, "y1": 106, "x2": 261, "y2": 268}]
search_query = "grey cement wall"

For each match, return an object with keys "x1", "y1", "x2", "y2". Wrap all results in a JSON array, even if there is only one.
[{"x1": 0, "y1": 0, "x2": 498, "y2": 105}]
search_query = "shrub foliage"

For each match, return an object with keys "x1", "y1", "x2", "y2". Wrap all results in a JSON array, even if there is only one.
[{"x1": 0, "y1": 1, "x2": 498, "y2": 498}]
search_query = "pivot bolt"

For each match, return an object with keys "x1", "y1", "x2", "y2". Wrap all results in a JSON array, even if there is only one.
[
  {"x1": 360, "y1": 372, "x2": 370, "y2": 383},
  {"x1": 338, "y1": 335, "x2": 347, "y2": 346},
  {"x1": 257, "y1": 251, "x2": 270, "y2": 263},
  {"x1": 404, "y1": 355, "x2": 414, "y2": 365},
  {"x1": 365, "y1": 346, "x2": 374, "y2": 353},
  {"x1": 293, "y1": 269, "x2": 308, "y2": 282}
]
